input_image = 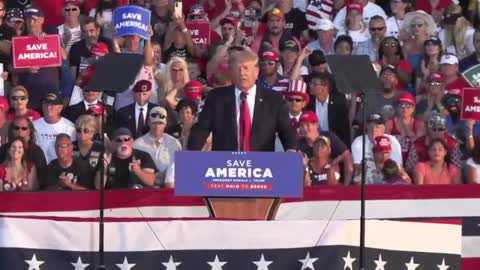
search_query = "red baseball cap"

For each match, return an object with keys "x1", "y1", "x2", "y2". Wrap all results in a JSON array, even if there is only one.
[
  {"x1": 347, "y1": 3, "x2": 363, "y2": 14},
  {"x1": 133, "y1": 80, "x2": 152, "y2": 93},
  {"x1": 261, "y1": 50, "x2": 280, "y2": 62},
  {"x1": 80, "y1": 65, "x2": 95, "y2": 89},
  {"x1": 0, "y1": 96, "x2": 9, "y2": 112},
  {"x1": 446, "y1": 88, "x2": 462, "y2": 96},
  {"x1": 220, "y1": 16, "x2": 237, "y2": 26},
  {"x1": 374, "y1": 136, "x2": 392, "y2": 152},
  {"x1": 396, "y1": 92, "x2": 415, "y2": 105},
  {"x1": 184, "y1": 80, "x2": 203, "y2": 101},
  {"x1": 427, "y1": 72, "x2": 444, "y2": 83},
  {"x1": 299, "y1": 111, "x2": 319, "y2": 123},
  {"x1": 86, "y1": 104, "x2": 104, "y2": 116},
  {"x1": 91, "y1": 42, "x2": 109, "y2": 57},
  {"x1": 64, "y1": 0, "x2": 81, "y2": 7}
]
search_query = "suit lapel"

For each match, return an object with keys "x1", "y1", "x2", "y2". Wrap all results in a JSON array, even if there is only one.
[
  {"x1": 250, "y1": 87, "x2": 264, "y2": 150},
  {"x1": 130, "y1": 104, "x2": 137, "y2": 134},
  {"x1": 226, "y1": 87, "x2": 238, "y2": 149}
]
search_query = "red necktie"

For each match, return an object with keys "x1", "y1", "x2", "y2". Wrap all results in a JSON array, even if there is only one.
[
  {"x1": 239, "y1": 91, "x2": 251, "y2": 151},
  {"x1": 291, "y1": 118, "x2": 299, "y2": 129},
  {"x1": 291, "y1": 118, "x2": 301, "y2": 138}
]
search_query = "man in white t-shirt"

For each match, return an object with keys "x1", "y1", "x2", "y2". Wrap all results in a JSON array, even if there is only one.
[
  {"x1": 333, "y1": 0, "x2": 386, "y2": 33},
  {"x1": 351, "y1": 114, "x2": 402, "y2": 179},
  {"x1": 57, "y1": 0, "x2": 82, "y2": 54},
  {"x1": 34, "y1": 92, "x2": 77, "y2": 163}
]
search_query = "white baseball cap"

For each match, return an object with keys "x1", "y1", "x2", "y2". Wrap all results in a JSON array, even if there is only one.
[
  {"x1": 316, "y1": 18, "x2": 335, "y2": 31},
  {"x1": 440, "y1": 54, "x2": 459, "y2": 65}
]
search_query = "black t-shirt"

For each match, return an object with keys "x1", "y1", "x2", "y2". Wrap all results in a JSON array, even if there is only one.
[
  {"x1": 107, "y1": 149, "x2": 156, "y2": 189},
  {"x1": 6, "y1": 0, "x2": 31, "y2": 9},
  {"x1": 73, "y1": 142, "x2": 104, "y2": 180},
  {"x1": 46, "y1": 158, "x2": 94, "y2": 190},
  {"x1": 284, "y1": 8, "x2": 308, "y2": 39},
  {"x1": 0, "y1": 23, "x2": 14, "y2": 41},
  {"x1": 163, "y1": 45, "x2": 191, "y2": 62},
  {"x1": 298, "y1": 131, "x2": 348, "y2": 159}
]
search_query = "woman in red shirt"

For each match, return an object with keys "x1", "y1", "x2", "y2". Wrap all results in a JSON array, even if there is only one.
[
  {"x1": 6, "y1": 86, "x2": 41, "y2": 122},
  {"x1": 0, "y1": 137, "x2": 37, "y2": 191},
  {"x1": 386, "y1": 92, "x2": 425, "y2": 163}
]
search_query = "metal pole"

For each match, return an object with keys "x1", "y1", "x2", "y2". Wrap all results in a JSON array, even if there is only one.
[
  {"x1": 359, "y1": 93, "x2": 367, "y2": 270},
  {"x1": 97, "y1": 96, "x2": 107, "y2": 270}
]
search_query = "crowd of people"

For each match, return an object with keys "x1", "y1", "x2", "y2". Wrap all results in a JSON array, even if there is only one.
[{"x1": 0, "y1": 0, "x2": 479, "y2": 192}]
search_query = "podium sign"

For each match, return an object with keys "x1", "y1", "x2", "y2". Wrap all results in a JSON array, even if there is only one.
[{"x1": 175, "y1": 151, "x2": 303, "y2": 198}]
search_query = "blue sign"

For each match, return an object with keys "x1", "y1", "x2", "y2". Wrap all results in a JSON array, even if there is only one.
[
  {"x1": 113, "y1": 6, "x2": 151, "y2": 40},
  {"x1": 175, "y1": 151, "x2": 304, "y2": 198}
]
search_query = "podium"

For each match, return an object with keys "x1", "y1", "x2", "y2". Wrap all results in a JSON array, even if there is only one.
[
  {"x1": 205, "y1": 197, "x2": 281, "y2": 220},
  {"x1": 175, "y1": 151, "x2": 303, "y2": 220}
]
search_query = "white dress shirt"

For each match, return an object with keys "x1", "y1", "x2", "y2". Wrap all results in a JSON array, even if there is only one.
[
  {"x1": 315, "y1": 95, "x2": 330, "y2": 132},
  {"x1": 235, "y1": 86, "x2": 256, "y2": 146},
  {"x1": 134, "y1": 103, "x2": 149, "y2": 130}
]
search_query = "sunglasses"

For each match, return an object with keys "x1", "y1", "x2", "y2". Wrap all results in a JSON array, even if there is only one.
[
  {"x1": 13, "y1": 125, "x2": 28, "y2": 131},
  {"x1": 115, "y1": 137, "x2": 132, "y2": 143},
  {"x1": 150, "y1": 113, "x2": 166, "y2": 119},
  {"x1": 411, "y1": 23, "x2": 424, "y2": 28},
  {"x1": 64, "y1": 8, "x2": 78, "y2": 12},
  {"x1": 429, "y1": 81, "x2": 442, "y2": 87},
  {"x1": 370, "y1": 27, "x2": 385, "y2": 32},
  {"x1": 76, "y1": 128, "x2": 91, "y2": 134},
  {"x1": 11, "y1": 96, "x2": 27, "y2": 101},
  {"x1": 260, "y1": 61, "x2": 276, "y2": 66},
  {"x1": 384, "y1": 42, "x2": 397, "y2": 47},
  {"x1": 56, "y1": 143, "x2": 72, "y2": 148},
  {"x1": 171, "y1": 68, "x2": 184, "y2": 72},
  {"x1": 399, "y1": 103, "x2": 413, "y2": 109},
  {"x1": 430, "y1": 127, "x2": 446, "y2": 132},
  {"x1": 287, "y1": 97, "x2": 304, "y2": 103}
]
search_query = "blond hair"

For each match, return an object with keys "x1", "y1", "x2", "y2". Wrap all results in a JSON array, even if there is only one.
[
  {"x1": 75, "y1": 114, "x2": 97, "y2": 133},
  {"x1": 228, "y1": 46, "x2": 259, "y2": 67},
  {"x1": 443, "y1": 4, "x2": 471, "y2": 55},
  {"x1": 9, "y1": 85, "x2": 29, "y2": 98}
]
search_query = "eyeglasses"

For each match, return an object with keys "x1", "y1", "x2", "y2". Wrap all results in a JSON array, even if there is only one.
[
  {"x1": 228, "y1": 45, "x2": 246, "y2": 52},
  {"x1": 150, "y1": 113, "x2": 166, "y2": 119},
  {"x1": 64, "y1": 8, "x2": 78, "y2": 12},
  {"x1": 11, "y1": 96, "x2": 27, "y2": 101},
  {"x1": 384, "y1": 42, "x2": 397, "y2": 47},
  {"x1": 429, "y1": 81, "x2": 442, "y2": 87},
  {"x1": 411, "y1": 23, "x2": 424, "y2": 28},
  {"x1": 171, "y1": 68, "x2": 184, "y2": 72},
  {"x1": 13, "y1": 125, "x2": 28, "y2": 131},
  {"x1": 56, "y1": 143, "x2": 72, "y2": 148},
  {"x1": 76, "y1": 128, "x2": 92, "y2": 134},
  {"x1": 370, "y1": 27, "x2": 385, "y2": 32},
  {"x1": 399, "y1": 103, "x2": 413, "y2": 109},
  {"x1": 287, "y1": 97, "x2": 304, "y2": 103},
  {"x1": 430, "y1": 127, "x2": 446, "y2": 132},
  {"x1": 115, "y1": 137, "x2": 132, "y2": 143},
  {"x1": 260, "y1": 61, "x2": 276, "y2": 66}
]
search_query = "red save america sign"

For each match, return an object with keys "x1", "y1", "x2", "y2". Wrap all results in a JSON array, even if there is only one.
[
  {"x1": 12, "y1": 35, "x2": 62, "y2": 69},
  {"x1": 461, "y1": 88, "x2": 480, "y2": 120},
  {"x1": 185, "y1": 22, "x2": 211, "y2": 50}
]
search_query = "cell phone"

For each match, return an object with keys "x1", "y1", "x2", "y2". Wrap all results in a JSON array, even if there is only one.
[{"x1": 174, "y1": 1, "x2": 183, "y2": 18}]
